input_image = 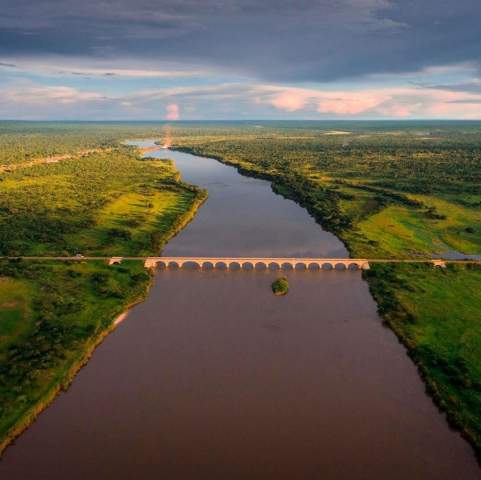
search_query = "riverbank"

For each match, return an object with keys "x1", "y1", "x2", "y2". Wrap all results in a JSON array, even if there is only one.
[
  {"x1": 172, "y1": 141, "x2": 481, "y2": 459},
  {"x1": 0, "y1": 261, "x2": 152, "y2": 456},
  {"x1": 365, "y1": 263, "x2": 481, "y2": 460}
]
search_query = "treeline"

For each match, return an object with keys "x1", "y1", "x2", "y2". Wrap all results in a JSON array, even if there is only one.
[
  {"x1": 0, "y1": 147, "x2": 205, "y2": 256},
  {"x1": 0, "y1": 123, "x2": 169, "y2": 166}
]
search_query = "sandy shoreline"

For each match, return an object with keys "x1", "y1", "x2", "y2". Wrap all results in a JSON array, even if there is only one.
[{"x1": 113, "y1": 311, "x2": 129, "y2": 326}]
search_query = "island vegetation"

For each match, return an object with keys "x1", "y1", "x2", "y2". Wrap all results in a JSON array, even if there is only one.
[
  {"x1": 271, "y1": 276, "x2": 289, "y2": 296},
  {"x1": 169, "y1": 121, "x2": 481, "y2": 456},
  {"x1": 0, "y1": 122, "x2": 207, "y2": 455}
]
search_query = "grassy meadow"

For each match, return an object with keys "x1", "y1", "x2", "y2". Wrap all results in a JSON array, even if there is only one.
[{"x1": 0, "y1": 146, "x2": 206, "y2": 257}]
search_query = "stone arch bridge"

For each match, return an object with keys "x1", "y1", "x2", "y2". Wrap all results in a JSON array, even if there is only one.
[
  {"x1": 6, "y1": 256, "x2": 477, "y2": 269},
  {"x1": 122, "y1": 257, "x2": 373, "y2": 270},
  {"x1": 105, "y1": 257, "x2": 466, "y2": 270}
]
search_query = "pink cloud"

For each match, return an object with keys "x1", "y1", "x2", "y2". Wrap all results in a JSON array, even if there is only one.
[
  {"x1": 260, "y1": 85, "x2": 481, "y2": 118},
  {"x1": 270, "y1": 91, "x2": 308, "y2": 111},
  {"x1": 263, "y1": 86, "x2": 390, "y2": 115},
  {"x1": 377, "y1": 104, "x2": 416, "y2": 117},
  {"x1": 165, "y1": 103, "x2": 180, "y2": 120},
  {"x1": 317, "y1": 94, "x2": 385, "y2": 115},
  {"x1": 427, "y1": 101, "x2": 481, "y2": 118}
]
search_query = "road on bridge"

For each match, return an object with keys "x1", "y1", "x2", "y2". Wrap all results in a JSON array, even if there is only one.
[{"x1": 2, "y1": 256, "x2": 481, "y2": 270}]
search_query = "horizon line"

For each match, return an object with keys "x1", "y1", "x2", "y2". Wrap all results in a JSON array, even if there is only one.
[{"x1": 2, "y1": 118, "x2": 481, "y2": 123}]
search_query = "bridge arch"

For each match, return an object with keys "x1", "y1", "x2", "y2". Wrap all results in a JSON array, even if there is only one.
[
  {"x1": 183, "y1": 261, "x2": 200, "y2": 269},
  {"x1": 108, "y1": 257, "x2": 123, "y2": 265},
  {"x1": 241, "y1": 261, "x2": 254, "y2": 270},
  {"x1": 255, "y1": 261, "x2": 267, "y2": 270}
]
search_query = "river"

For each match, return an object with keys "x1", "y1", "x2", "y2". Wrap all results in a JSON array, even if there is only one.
[{"x1": 1, "y1": 140, "x2": 479, "y2": 479}]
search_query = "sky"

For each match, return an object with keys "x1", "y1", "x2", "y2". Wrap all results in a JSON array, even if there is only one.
[{"x1": 1, "y1": 0, "x2": 481, "y2": 120}]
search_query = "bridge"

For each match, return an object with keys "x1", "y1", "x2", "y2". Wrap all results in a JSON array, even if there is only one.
[
  {"x1": 139, "y1": 257, "x2": 372, "y2": 270},
  {"x1": 108, "y1": 256, "x2": 480, "y2": 270},
  {"x1": 5, "y1": 256, "x2": 480, "y2": 270}
]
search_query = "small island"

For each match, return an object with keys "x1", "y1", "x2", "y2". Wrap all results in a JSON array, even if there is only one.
[{"x1": 271, "y1": 277, "x2": 289, "y2": 296}]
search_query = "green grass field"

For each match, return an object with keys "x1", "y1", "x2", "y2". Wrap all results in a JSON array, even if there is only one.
[
  {"x1": 343, "y1": 194, "x2": 481, "y2": 258},
  {"x1": 64, "y1": 189, "x2": 198, "y2": 256},
  {"x1": 0, "y1": 147, "x2": 206, "y2": 256},
  {"x1": 0, "y1": 278, "x2": 31, "y2": 344}
]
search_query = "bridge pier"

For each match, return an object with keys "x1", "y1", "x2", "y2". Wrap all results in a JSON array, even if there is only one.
[
  {"x1": 432, "y1": 259, "x2": 447, "y2": 268},
  {"x1": 144, "y1": 258, "x2": 158, "y2": 269},
  {"x1": 108, "y1": 257, "x2": 124, "y2": 265}
]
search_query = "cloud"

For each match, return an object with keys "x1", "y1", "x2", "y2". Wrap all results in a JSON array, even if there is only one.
[
  {"x1": 1, "y1": 85, "x2": 104, "y2": 105},
  {"x1": 63, "y1": 68, "x2": 203, "y2": 78},
  {"x1": 317, "y1": 95, "x2": 386, "y2": 115},
  {"x1": 257, "y1": 85, "x2": 481, "y2": 118},
  {"x1": 2, "y1": 80, "x2": 481, "y2": 120},
  {"x1": 0, "y1": 0, "x2": 480, "y2": 83},
  {"x1": 270, "y1": 91, "x2": 309, "y2": 112},
  {"x1": 165, "y1": 103, "x2": 180, "y2": 120},
  {"x1": 0, "y1": 58, "x2": 205, "y2": 78}
]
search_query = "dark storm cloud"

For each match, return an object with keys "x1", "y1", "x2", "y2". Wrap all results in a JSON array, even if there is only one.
[
  {"x1": 1, "y1": 0, "x2": 480, "y2": 82},
  {"x1": 421, "y1": 82, "x2": 481, "y2": 94}
]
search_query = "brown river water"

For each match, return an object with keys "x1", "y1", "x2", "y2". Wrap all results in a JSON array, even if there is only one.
[{"x1": 1, "y1": 141, "x2": 479, "y2": 479}]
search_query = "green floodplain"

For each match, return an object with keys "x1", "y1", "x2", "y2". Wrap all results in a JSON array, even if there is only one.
[{"x1": 0, "y1": 120, "x2": 480, "y2": 456}]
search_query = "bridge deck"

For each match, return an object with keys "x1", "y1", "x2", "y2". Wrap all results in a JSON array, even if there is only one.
[{"x1": 3, "y1": 256, "x2": 481, "y2": 270}]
